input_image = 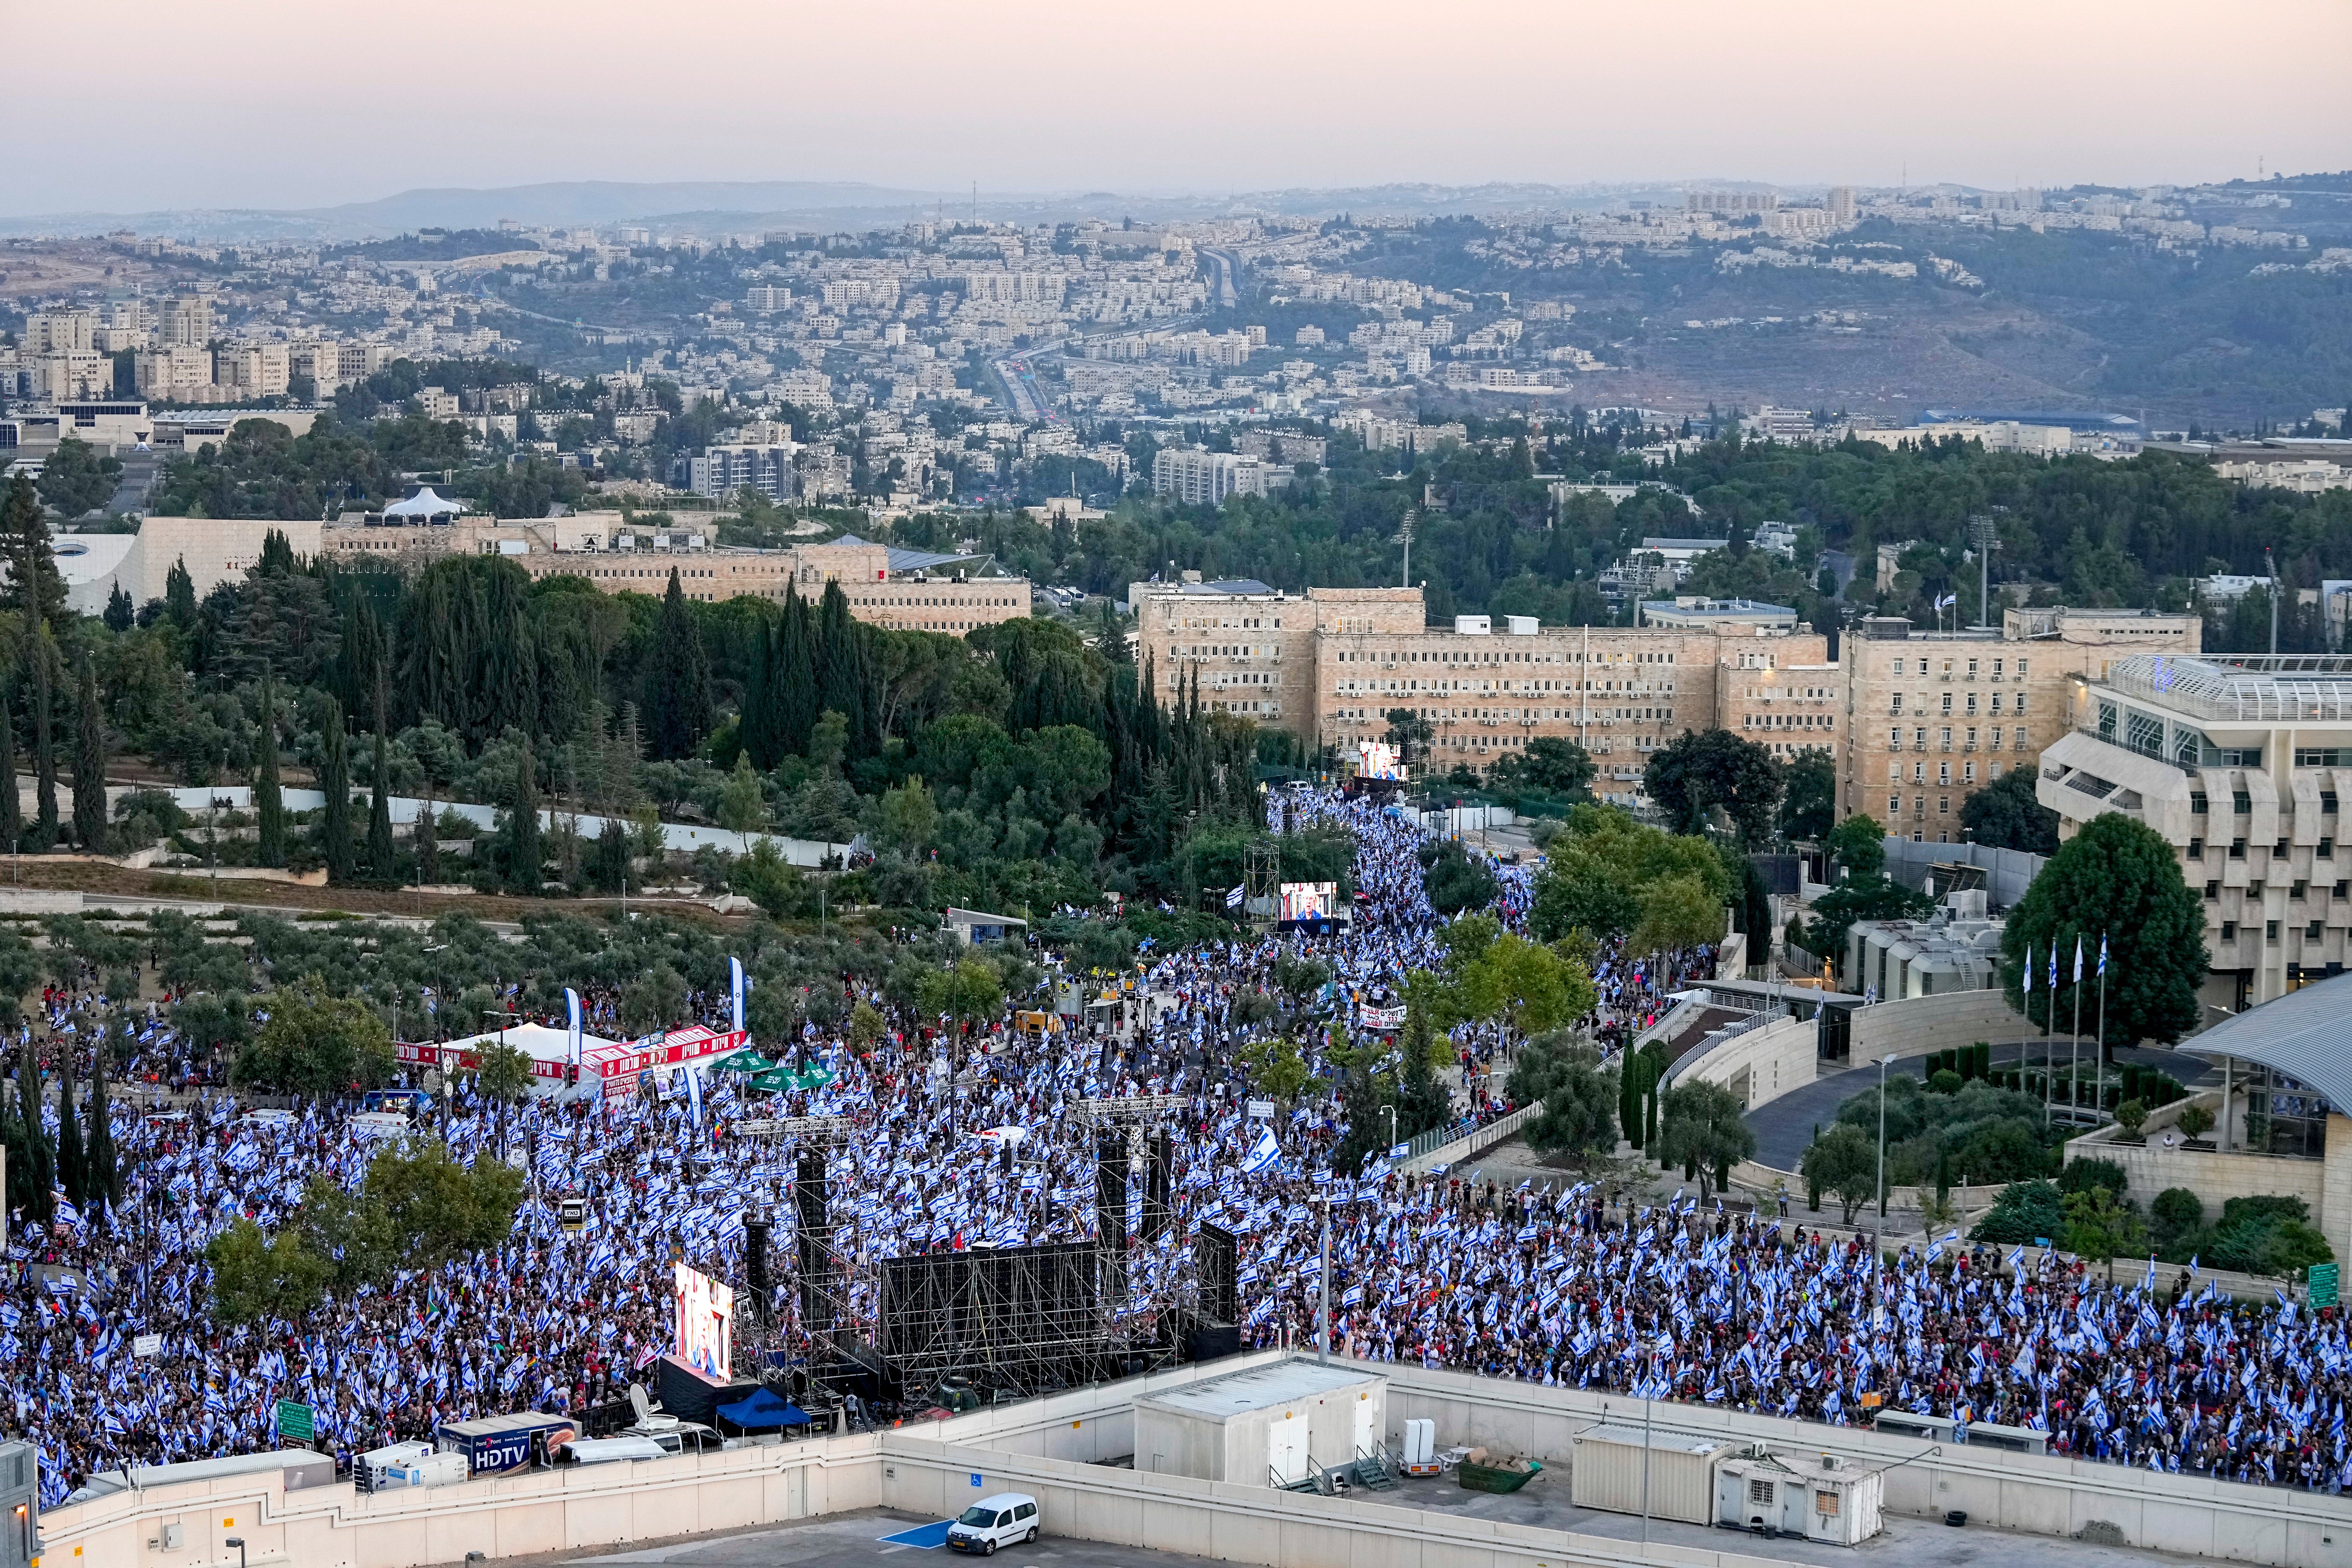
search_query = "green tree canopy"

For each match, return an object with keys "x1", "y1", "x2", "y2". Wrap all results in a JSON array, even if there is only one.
[{"x1": 2001, "y1": 812, "x2": 2207, "y2": 1044}]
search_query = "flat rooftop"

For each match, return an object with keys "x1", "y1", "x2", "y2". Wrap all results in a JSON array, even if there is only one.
[{"x1": 1137, "y1": 1359, "x2": 1375, "y2": 1419}]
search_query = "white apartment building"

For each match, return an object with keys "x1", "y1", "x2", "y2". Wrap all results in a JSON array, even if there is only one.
[
  {"x1": 1151, "y1": 446, "x2": 1289, "y2": 507},
  {"x1": 158, "y1": 295, "x2": 214, "y2": 350},
  {"x1": 23, "y1": 309, "x2": 96, "y2": 354},
  {"x1": 213, "y1": 340, "x2": 290, "y2": 399},
  {"x1": 2038, "y1": 653, "x2": 2352, "y2": 1012}
]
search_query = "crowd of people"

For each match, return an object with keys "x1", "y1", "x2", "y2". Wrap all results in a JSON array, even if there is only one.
[{"x1": 5, "y1": 784, "x2": 2351, "y2": 1507}]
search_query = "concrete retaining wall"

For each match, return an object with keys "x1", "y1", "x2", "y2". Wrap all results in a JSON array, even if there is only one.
[
  {"x1": 1847, "y1": 988, "x2": 2022, "y2": 1063},
  {"x1": 1671, "y1": 1014, "x2": 1815, "y2": 1108}
]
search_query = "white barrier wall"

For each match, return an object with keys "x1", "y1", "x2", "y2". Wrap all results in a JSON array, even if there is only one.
[
  {"x1": 879, "y1": 1430, "x2": 1793, "y2": 1568},
  {"x1": 1372, "y1": 1358, "x2": 2352, "y2": 1567},
  {"x1": 39, "y1": 1431, "x2": 883, "y2": 1568}
]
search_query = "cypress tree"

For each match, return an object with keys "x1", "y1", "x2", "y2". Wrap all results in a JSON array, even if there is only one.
[
  {"x1": 742, "y1": 617, "x2": 778, "y2": 769},
  {"x1": 72, "y1": 653, "x2": 106, "y2": 851},
  {"x1": 815, "y1": 581, "x2": 862, "y2": 745},
  {"x1": 0, "y1": 668, "x2": 19, "y2": 854},
  {"x1": 641, "y1": 568, "x2": 714, "y2": 760},
  {"x1": 163, "y1": 556, "x2": 196, "y2": 628},
  {"x1": 482, "y1": 563, "x2": 532, "y2": 740},
  {"x1": 54, "y1": 1055, "x2": 83, "y2": 1211},
  {"x1": 16, "y1": 1055, "x2": 51, "y2": 1228},
  {"x1": 85, "y1": 1057, "x2": 115, "y2": 1224},
  {"x1": 340, "y1": 598, "x2": 384, "y2": 723},
  {"x1": 28, "y1": 630, "x2": 55, "y2": 851},
  {"x1": 776, "y1": 585, "x2": 818, "y2": 758},
  {"x1": 255, "y1": 671, "x2": 285, "y2": 867},
  {"x1": 318, "y1": 694, "x2": 352, "y2": 883},
  {"x1": 413, "y1": 787, "x2": 440, "y2": 886},
  {"x1": 367, "y1": 672, "x2": 395, "y2": 881},
  {"x1": 509, "y1": 738, "x2": 542, "y2": 893}
]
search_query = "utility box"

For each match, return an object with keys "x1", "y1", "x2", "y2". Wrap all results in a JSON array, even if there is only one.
[
  {"x1": 1134, "y1": 1359, "x2": 1386, "y2": 1487},
  {"x1": 1569, "y1": 1424, "x2": 1731, "y2": 1525},
  {"x1": 1715, "y1": 1450, "x2": 1884, "y2": 1546}
]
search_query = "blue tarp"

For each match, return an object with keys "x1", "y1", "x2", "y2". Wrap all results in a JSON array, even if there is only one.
[{"x1": 714, "y1": 1386, "x2": 812, "y2": 1430}]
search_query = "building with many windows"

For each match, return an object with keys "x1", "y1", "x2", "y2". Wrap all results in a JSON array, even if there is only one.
[
  {"x1": 1130, "y1": 582, "x2": 1827, "y2": 804},
  {"x1": 2038, "y1": 652, "x2": 2352, "y2": 1013},
  {"x1": 1150, "y1": 445, "x2": 1291, "y2": 507},
  {"x1": 1835, "y1": 606, "x2": 2201, "y2": 841}
]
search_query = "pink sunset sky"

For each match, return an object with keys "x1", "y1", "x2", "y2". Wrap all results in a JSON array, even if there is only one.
[{"x1": 10, "y1": 0, "x2": 2348, "y2": 213}]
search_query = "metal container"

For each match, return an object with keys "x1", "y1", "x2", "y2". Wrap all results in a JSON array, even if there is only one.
[{"x1": 1569, "y1": 1424, "x2": 1731, "y2": 1526}]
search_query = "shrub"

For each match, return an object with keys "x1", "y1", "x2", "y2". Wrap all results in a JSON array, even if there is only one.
[
  {"x1": 2058, "y1": 1157, "x2": 2128, "y2": 1197},
  {"x1": 2115, "y1": 1099, "x2": 2147, "y2": 1140},
  {"x1": 1928, "y1": 1069, "x2": 1964, "y2": 1095},
  {"x1": 1970, "y1": 1179, "x2": 2067, "y2": 1245},
  {"x1": 2150, "y1": 1187, "x2": 2205, "y2": 1256},
  {"x1": 2175, "y1": 1104, "x2": 2215, "y2": 1141}
]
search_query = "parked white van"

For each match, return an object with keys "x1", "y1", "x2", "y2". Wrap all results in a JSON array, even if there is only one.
[{"x1": 945, "y1": 1493, "x2": 1040, "y2": 1554}]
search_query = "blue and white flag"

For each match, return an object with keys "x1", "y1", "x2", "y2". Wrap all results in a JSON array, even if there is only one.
[
  {"x1": 1226, "y1": 884, "x2": 1245, "y2": 910},
  {"x1": 565, "y1": 988, "x2": 583, "y2": 1063},
  {"x1": 2022, "y1": 943, "x2": 2032, "y2": 995},
  {"x1": 729, "y1": 957, "x2": 746, "y2": 1034},
  {"x1": 1241, "y1": 1126, "x2": 1281, "y2": 1175},
  {"x1": 683, "y1": 1066, "x2": 704, "y2": 1127},
  {"x1": 2048, "y1": 943, "x2": 2057, "y2": 992},
  {"x1": 2099, "y1": 933, "x2": 2108, "y2": 977}
]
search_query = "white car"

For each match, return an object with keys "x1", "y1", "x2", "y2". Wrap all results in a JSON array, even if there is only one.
[{"x1": 946, "y1": 1493, "x2": 1039, "y2": 1555}]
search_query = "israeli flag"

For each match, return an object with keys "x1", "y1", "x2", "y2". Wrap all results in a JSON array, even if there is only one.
[
  {"x1": 2073, "y1": 935, "x2": 2084, "y2": 985},
  {"x1": 1241, "y1": 1126, "x2": 1281, "y2": 1175},
  {"x1": 1226, "y1": 884, "x2": 1245, "y2": 910},
  {"x1": 684, "y1": 1066, "x2": 704, "y2": 1127},
  {"x1": 2099, "y1": 933, "x2": 2109, "y2": 977},
  {"x1": 2022, "y1": 941, "x2": 2032, "y2": 994},
  {"x1": 729, "y1": 957, "x2": 746, "y2": 1034},
  {"x1": 565, "y1": 988, "x2": 583, "y2": 1064}
]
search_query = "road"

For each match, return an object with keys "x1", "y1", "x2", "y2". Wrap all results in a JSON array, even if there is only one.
[
  {"x1": 1743, "y1": 1041, "x2": 2223, "y2": 1172},
  {"x1": 531, "y1": 1487, "x2": 2177, "y2": 1568},
  {"x1": 535, "y1": 1509, "x2": 1235, "y2": 1568},
  {"x1": 1199, "y1": 248, "x2": 1239, "y2": 310}
]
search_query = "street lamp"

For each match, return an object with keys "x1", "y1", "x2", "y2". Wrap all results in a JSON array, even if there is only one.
[
  {"x1": 1875, "y1": 1053, "x2": 1899, "y2": 1222},
  {"x1": 224, "y1": 1538, "x2": 246, "y2": 1568}
]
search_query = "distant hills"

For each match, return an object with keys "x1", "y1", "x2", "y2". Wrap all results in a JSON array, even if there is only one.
[{"x1": 0, "y1": 177, "x2": 1695, "y2": 243}]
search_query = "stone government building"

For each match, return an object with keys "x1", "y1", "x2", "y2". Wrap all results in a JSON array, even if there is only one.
[{"x1": 1130, "y1": 578, "x2": 2201, "y2": 832}]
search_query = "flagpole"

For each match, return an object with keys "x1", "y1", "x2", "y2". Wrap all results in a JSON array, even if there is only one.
[
  {"x1": 2096, "y1": 937, "x2": 2109, "y2": 1123},
  {"x1": 2040, "y1": 952, "x2": 2052, "y2": 1125},
  {"x1": 2071, "y1": 938, "x2": 2083, "y2": 1124}
]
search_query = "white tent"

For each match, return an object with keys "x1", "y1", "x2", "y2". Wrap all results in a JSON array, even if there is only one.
[{"x1": 382, "y1": 486, "x2": 469, "y2": 521}]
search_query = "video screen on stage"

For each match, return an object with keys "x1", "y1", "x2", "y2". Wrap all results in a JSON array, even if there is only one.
[
  {"x1": 673, "y1": 1262, "x2": 735, "y2": 1381},
  {"x1": 1356, "y1": 740, "x2": 1406, "y2": 780},
  {"x1": 1279, "y1": 882, "x2": 1338, "y2": 923}
]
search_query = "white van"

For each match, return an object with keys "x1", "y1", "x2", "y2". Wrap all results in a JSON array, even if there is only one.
[{"x1": 945, "y1": 1493, "x2": 1039, "y2": 1555}]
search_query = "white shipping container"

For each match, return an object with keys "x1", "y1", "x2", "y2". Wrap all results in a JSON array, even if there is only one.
[
  {"x1": 1134, "y1": 1359, "x2": 1386, "y2": 1486},
  {"x1": 1715, "y1": 1452, "x2": 1884, "y2": 1546},
  {"x1": 1569, "y1": 1424, "x2": 1732, "y2": 1525}
]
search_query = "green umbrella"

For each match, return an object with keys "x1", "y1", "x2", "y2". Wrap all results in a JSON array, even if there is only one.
[
  {"x1": 747, "y1": 1067, "x2": 796, "y2": 1094},
  {"x1": 712, "y1": 1047, "x2": 774, "y2": 1074}
]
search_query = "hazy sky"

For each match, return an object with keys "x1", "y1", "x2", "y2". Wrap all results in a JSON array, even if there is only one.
[{"x1": 13, "y1": 0, "x2": 2349, "y2": 214}]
